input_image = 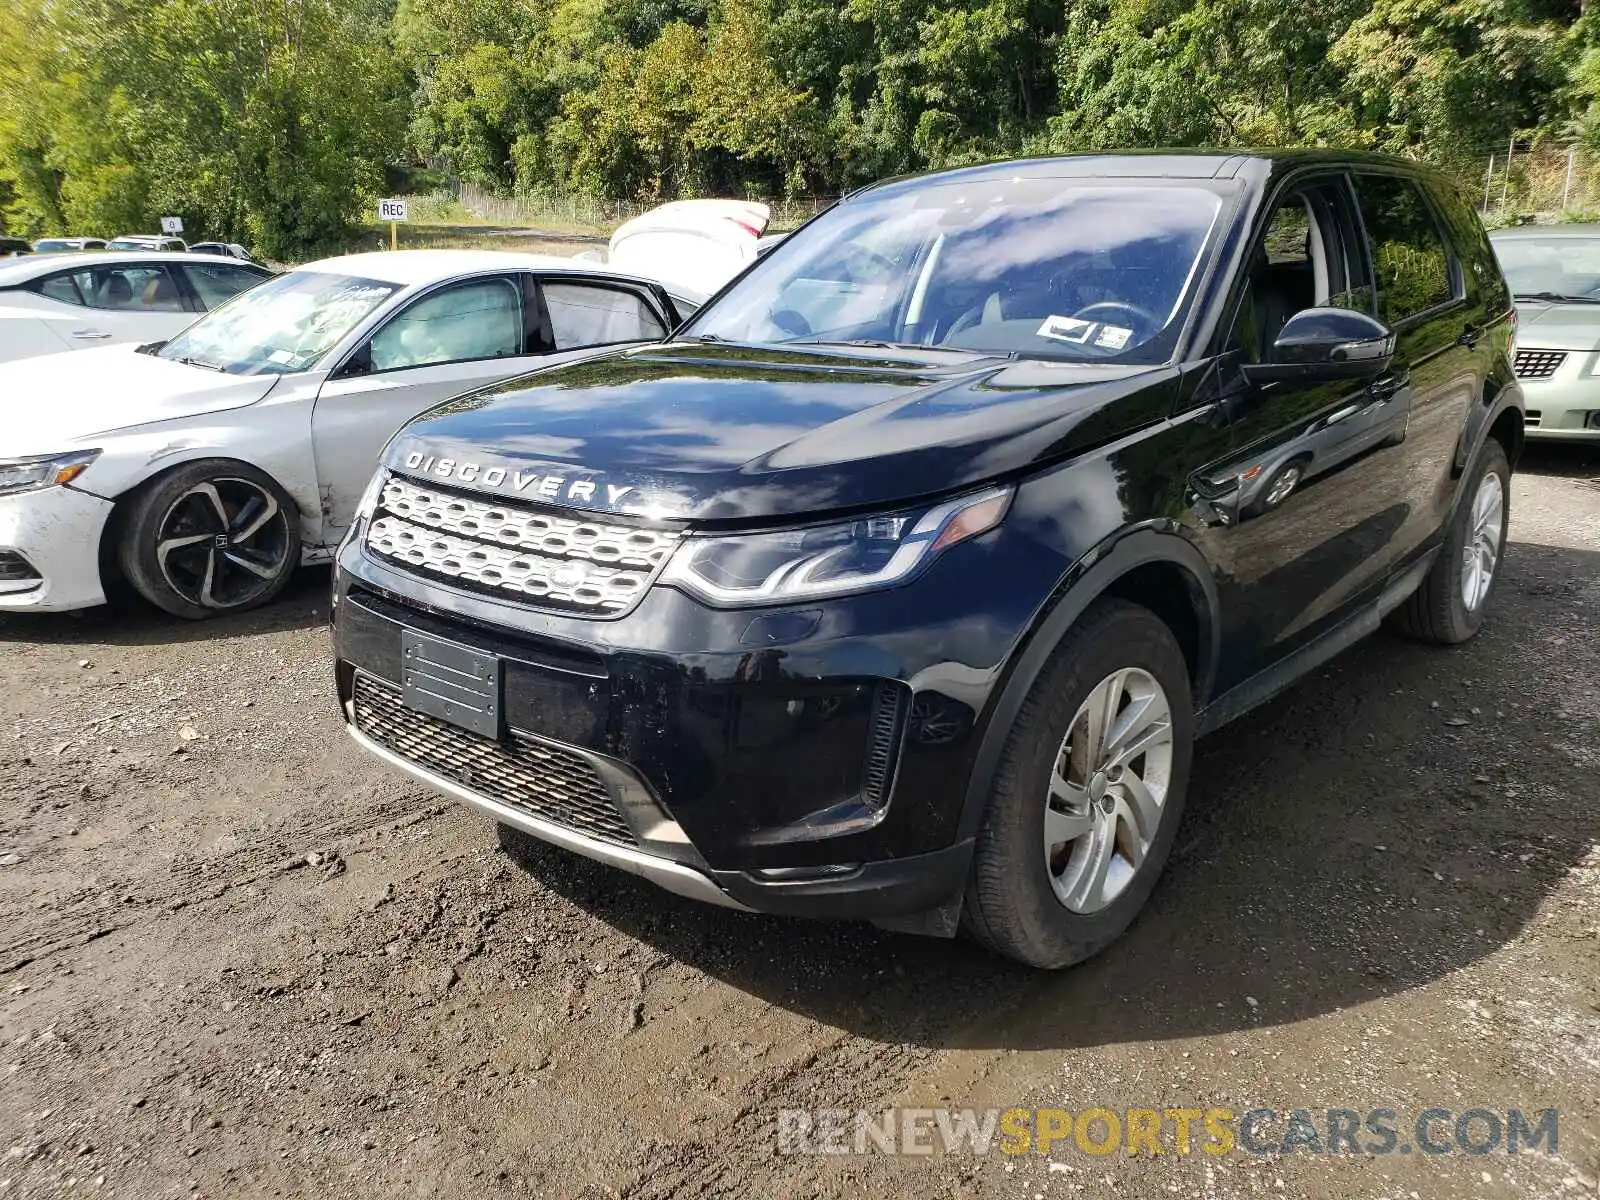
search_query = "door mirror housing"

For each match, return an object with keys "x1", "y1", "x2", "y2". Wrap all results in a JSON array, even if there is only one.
[{"x1": 1242, "y1": 307, "x2": 1394, "y2": 386}]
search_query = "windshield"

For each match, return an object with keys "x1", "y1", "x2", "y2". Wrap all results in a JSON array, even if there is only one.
[
  {"x1": 686, "y1": 180, "x2": 1225, "y2": 362},
  {"x1": 1493, "y1": 235, "x2": 1600, "y2": 300},
  {"x1": 158, "y1": 270, "x2": 397, "y2": 375},
  {"x1": 33, "y1": 239, "x2": 72, "y2": 251},
  {"x1": 106, "y1": 239, "x2": 152, "y2": 250}
]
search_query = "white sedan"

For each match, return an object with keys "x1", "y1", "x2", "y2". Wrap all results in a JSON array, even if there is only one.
[
  {"x1": 0, "y1": 251, "x2": 272, "y2": 363},
  {"x1": 0, "y1": 249, "x2": 699, "y2": 617}
]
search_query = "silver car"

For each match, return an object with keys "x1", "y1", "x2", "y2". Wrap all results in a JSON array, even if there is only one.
[{"x1": 1490, "y1": 223, "x2": 1600, "y2": 443}]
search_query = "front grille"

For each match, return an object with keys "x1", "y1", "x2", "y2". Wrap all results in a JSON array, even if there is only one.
[
  {"x1": 352, "y1": 674, "x2": 636, "y2": 846},
  {"x1": 366, "y1": 475, "x2": 680, "y2": 616},
  {"x1": 1513, "y1": 349, "x2": 1566, "y2": 379},
  {"x1": 1525, "y1": 409, "x2": 1542, "y2": 427},
  {"x1": 861, "y1": 683, "x2": 908, "y2": 810}
]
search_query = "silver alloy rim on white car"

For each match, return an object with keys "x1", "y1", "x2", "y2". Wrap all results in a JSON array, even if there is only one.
[
  {"x1": 1043, "y1": 666, "x2": 1174, "y2": 913},
  {"x1": 156, "y1": 478, "x2": 291, "y2": 609},
  {"x1": 1459, "y1": 472, "x2": 1504, "y2": 612}
]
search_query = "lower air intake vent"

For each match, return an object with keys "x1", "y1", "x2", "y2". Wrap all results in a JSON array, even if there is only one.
[
  {"x1": 861, "y1": 683, "x2": 909, "y2": 810},
  {"x1": 352, "y1": 673, "x2": 636, "y2": 847}
]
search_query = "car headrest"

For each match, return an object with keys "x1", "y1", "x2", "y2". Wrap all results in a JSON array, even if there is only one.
[{"x1": 143, "y1": 274, "x2": 177, "y2": 305}]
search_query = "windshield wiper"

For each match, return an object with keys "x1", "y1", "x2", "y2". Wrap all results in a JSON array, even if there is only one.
[
  {"x1": 788, "y1": 338, "x2": 928, "y2": 350},
  {"x1": 1514, "y1": 291, "x2": 1600, "y2": 304},
  {"x1": 172, "y1": 354, "x2": 226, "y2": 371}
]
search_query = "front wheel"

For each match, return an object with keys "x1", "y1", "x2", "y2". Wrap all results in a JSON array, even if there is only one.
[
  {"x1": 962, "y1": 599, "x2": 1194, "y2": 969},
  {"x1": 118, "y1": 460, "x2": 301, "y2": 619}
]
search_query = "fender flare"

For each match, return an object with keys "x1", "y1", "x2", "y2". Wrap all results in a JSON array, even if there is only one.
[
  {"x1": 92, "y1": 451, "x2": 311, "y2": 585},
  {"x1": 86, "y1": 446, "x2": 317, "y2": 536},
  {"x1": 954, "y1": 524, "x2": 1220, "y2": 842}
]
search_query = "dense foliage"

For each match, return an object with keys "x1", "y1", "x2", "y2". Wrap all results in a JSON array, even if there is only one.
[{"x1": 4, "y1": 0, "x2": 1600, "y2": 252}]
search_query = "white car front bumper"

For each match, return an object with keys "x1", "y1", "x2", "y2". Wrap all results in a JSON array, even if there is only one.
[{"x1": 0, "y1": 485, "x2": 114, "y2": 611}]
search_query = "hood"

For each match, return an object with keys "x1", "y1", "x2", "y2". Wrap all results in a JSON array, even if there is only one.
[
  {"x1": 386, "y1": 343, "x2": 1179, "y2": 522},
  {"x1": 1, "y1": 344, "x2": 278, "y2": 457},
  {"x1": 604, "y1": 200, "x2": 770, "y2": 300},
  {"x1": 1514, "y1": 299, "x2": 1600, "y2": 350}
]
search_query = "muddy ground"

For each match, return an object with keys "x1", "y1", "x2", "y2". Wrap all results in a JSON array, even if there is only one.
[{"x1": 1, "y1": 446, "x2": 1597, "y2": 1200}]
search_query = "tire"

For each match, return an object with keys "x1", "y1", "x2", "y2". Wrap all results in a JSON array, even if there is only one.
[
  {"x1": 1386, "y1": 438, "x2": 1510, "y2": 645},
  {"x1": 118, "y1": 459, "x2": 301, "y2": 619},
  {"x1": 962, "y1": 599, "x2": 1195, "y2": 969}
]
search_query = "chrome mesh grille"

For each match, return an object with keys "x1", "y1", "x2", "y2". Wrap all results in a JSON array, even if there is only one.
[
  {"x1": 366, "y1": 476, "x2": 680, "y2": 615},
  {"x1": 1513, "y1": 349, "x2": 1566, "y2": 379},
  {"x1": 352, "y1": 674, "x2": 636, "y2": 846}
]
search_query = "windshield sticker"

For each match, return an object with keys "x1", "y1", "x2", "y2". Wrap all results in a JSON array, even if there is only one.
[
  {"x1": 1036, "y1": 315, "x2": 1096, "y2": 344},
  {"x1": 1093, "y1": 324, "x2": 1133, "y2": 350},
  {"x1": 267, "y1": 348, "x2": 301, "y2": 366}
]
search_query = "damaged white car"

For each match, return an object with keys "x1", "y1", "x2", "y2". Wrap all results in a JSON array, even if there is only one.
[{"x1": 0, "y1": 205, "x2": 766, "y2": 616}]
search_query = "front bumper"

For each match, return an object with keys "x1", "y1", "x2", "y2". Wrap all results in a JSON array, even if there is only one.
[
  {"x1": 1514, "y1": 353, "x2": 1600, "y2": 441},
  {"x1": 330, "y1": 517, "x2": 1048, "y2": 922},
  {"x1": 0, "y1": 485, "x2": 113, "y2": 611}
]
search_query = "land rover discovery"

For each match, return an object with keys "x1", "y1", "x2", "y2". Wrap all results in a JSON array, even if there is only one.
[{"x1": 331, "y1": 151, "x2": 1522, "y2": 968}]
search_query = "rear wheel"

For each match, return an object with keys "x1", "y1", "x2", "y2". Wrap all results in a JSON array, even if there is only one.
[
  {"x1": 118, "y1": 460, "x2": 300, "y2": 619},
  {"x1": 1387, "y1": 439, "x2": 1509, "y2": 645},
  {"x1": 963, "y1": 599, "x2": 1194, "y2": 969}
]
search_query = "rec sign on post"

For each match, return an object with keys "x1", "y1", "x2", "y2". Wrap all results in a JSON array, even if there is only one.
[{"x1": 379, "y1": 198, "x2": 408, "y2": 250}]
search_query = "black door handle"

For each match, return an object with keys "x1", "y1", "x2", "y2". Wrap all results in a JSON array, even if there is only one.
[{"x1": 1458, "y1": 324, "x2": 1481, "y2": 349}]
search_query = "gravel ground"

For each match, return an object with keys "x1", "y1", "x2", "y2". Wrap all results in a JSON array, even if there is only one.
[{"x1": 0, "y1": 445, "x2": 1596, "y2": 1200}]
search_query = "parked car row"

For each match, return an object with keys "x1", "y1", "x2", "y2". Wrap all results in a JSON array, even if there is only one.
[
  {"x1": 3, "y1": 233, "x2": 262, "y2": 260},
  {"x1": 0, "y1": 156, "x2": 1584, "y2": 969}
]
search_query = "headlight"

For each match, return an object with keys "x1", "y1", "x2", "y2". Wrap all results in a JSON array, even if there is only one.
[
  {"x1": 353, "y1": 469, "x2": 387, "y2": 524},
  {"x1": 660, "y1": 486, "x2": 1012, "y2": 606},
  {"x1": 0, "y1": 450, "x2": 101, "y2": 497}
]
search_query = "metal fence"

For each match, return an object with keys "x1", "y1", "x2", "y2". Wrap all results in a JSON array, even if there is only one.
[
  {"x1": 449, "y1": 181, "x2": 835, "y2": 232},
  {"x1": 437, "y1": 150, "x2": 1600, "y2": 232},
  {"x1": 1472, "y1": 144, "x2": 1600, "y2": 221}
]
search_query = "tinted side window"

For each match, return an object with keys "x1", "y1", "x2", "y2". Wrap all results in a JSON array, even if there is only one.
[
  {"x1": 1354, "y1": 175, "x2": 1456, "y2": 324},
  {"x1": 184, "y1": 263, "x2": 266, "y2": 308},
  {"x1": 40, "y1": 264, "x2": 185, "y2": 311},
  {"x1": 30, "y1": 272, "x2": 86, "y2": 305},
  {"x1": 542, "y1": 283, "x2": 665, "y2": 349},
  {"x1": 1226, "y1": 180, "x2": 1371, "y2": 363},
  {"x1": 368, "y1": 276, "x2": 523, "y2": 372}
]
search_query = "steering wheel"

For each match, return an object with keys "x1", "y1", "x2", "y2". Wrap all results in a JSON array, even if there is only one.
[{"x1": 1070, "y1": 300, "x2": 1160, "y2": 343}]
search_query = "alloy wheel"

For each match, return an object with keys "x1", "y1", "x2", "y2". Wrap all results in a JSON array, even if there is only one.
[
  {"x1": 1265, "y1": 463, "x2": 1302, "y2": 507},
  {"x1": 1044, "y1": 667, "x2": 1174, "y2": 913},
  {"x1": 1459, "y1": 472, "x2": 1504, "y2": 612},
  {"x1": 155, "y1": 478, "x2": 292, "y2": 610}
]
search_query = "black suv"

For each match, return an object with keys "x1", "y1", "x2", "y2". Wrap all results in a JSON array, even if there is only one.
[{"x1": 331, "y1": 151, "x2": 1522, "y2": 968}]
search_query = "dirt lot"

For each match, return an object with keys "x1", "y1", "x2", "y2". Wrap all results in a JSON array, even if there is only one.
[{"x1": 1, "y1": 446, "x2": 1597, "y2": 1200}]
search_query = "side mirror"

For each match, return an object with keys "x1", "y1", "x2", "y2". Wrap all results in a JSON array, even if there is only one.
[{"x1": 1242, "y1": 307, "x2": 1394, "y2": 386}]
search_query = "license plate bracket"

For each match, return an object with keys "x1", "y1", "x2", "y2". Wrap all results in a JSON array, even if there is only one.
[{"x1": 400, "y1": 629, "x2": 502, "y2": 739}]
